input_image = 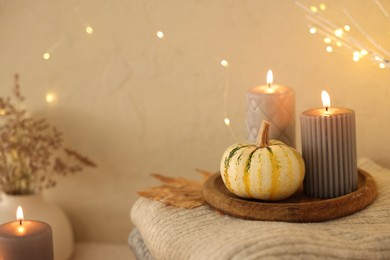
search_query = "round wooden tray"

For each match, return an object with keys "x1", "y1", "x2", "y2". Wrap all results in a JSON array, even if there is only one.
[{"x1": 203, "y1": 169, "x2": 377, "y2": 222}]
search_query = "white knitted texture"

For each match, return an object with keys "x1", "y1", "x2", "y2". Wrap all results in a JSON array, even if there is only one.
[{"x1": 130, "y1": 158, "x2": 390, "y2": 260}]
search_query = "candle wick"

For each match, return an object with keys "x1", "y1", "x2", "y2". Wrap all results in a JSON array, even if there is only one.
[
  {"x1": 326, "y1": 107, "x2": 329, "y2": 112},
  {"x1": 19, "y1": 219, "x2": 22, "y2": 226},
  {"x1": 268, "y1": 83, "x2": 271, "y2": 88}
]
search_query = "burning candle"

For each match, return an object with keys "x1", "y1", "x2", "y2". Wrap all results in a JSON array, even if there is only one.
[
  {"x1": 247, "y1": 70, "x2": 295, "y2": 147},
  {"x1": 0, "y1": 206, "x2": 54, "y2": 260},
  {"x1": 300, "y1": 90, "x2": 357, "y2": 198}
]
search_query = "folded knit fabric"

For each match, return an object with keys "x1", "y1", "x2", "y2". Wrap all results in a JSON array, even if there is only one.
[
  {"x1": 128, "y1": 228, "x2": 154, "y2": 260},
  {"x1": 130, "y1": 158, "x2": 390, "y2": 259}
]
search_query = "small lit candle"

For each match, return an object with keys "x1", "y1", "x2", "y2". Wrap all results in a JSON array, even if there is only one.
[
  {"x1": 300, "y1": 91, "x2": 357, "y2": 198},
  {"x1": 0, "y1": 206, "x2": 54, "y2": 260},
  {"x1": 247, "y1": 70, "x2": 295, "y2": 147}
]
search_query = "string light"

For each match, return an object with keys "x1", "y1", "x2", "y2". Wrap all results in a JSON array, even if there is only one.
[
  {"x1": 334, "y1": 29, "x2": 343, "y2": 37},
  {"x1": 43, "y1": 53, "x2": 50, "y2": 60},
  {"x1": 156, "y1": 31, "x2": 164, "y2": 39},
  {"x1": 309, "y1": 27, "x2": 317, "y2": 34},
  {"x1": 296, "y1": 1, "x2": 390, "y2": 69},
  {"x1": 38, "y1": 21, "x2": 237, "y2": 133},
  {"x1": 85, "y1": 26, "x2": 93, "y2": 34},
  {"x1": 45, "y1": 93, "x2": 56, "y2": 103},
  {"x1": 220, "y1": 57, "x2": 233, "y2": 134},
  {"x1": 353, "y1": 51, "x2": 361, "y2": 62},
  {"x1": 220, "y1": 59, "x2": 229, "y2": 67},
  {"x1": 0, "y1": 109, "x2": 5, "y2": 115},
  {"x1": 323, "y1": 37, "x2": 331, "y2": 43}
]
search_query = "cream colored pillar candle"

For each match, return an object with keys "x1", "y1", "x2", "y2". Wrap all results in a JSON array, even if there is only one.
[
  {"x1": 247, "y1": 70, "x2": 295, "y2": 147},
  {"x1": 0, "y1": 207, "x2": 54, "y2": 260},
  {"x1": 300, "y1": 91, "x2": 357, "y2": 198}
]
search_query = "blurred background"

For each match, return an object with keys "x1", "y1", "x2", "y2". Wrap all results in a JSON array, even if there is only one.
[{"x1": 1, "y1": 0, "x2": 389, "y2": 245}]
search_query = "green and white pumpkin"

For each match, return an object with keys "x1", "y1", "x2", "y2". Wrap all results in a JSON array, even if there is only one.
[{"x1": 220, "y1": 120, "x2": 305, "y2": 201}]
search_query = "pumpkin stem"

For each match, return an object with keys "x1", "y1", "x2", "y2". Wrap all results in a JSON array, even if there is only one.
[{"x1": 256, "y1": 120, "x2": 270, "y2": 148}]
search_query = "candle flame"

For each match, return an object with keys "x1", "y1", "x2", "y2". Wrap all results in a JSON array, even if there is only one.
[
  {"x1": 16, "y1": 206, "x2": 24, "y2": 225},
  {"x1": 321, "y1": 90, "x2": 331, "y2": 110},
  {"x1": 266, "y1": 69, "x2": 273, "y2": 87}
]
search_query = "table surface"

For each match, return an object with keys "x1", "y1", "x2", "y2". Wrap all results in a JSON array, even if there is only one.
[{"x1": 71, "y1": 242, "x2": 135, "y2": 260}]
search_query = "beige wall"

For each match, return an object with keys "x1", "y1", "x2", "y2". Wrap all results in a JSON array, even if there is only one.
[{"x1": 1, "y1": 0, "x2": 389, "y2": 243}]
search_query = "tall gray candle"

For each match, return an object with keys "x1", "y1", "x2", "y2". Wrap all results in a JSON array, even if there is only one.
[
  {"x1": 247, "y1": 70, "x2": 295, "y2": 147},
  {"x1": 0, "y1": 206, "x2": 54, "y2": 260},
  {"x1": 300, "y1": 90, "x2": 357, "y2": 198}
]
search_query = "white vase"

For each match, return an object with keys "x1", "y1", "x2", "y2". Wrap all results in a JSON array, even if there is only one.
[{"x1": 0, "y1": 193, "x2": 74, "y2": 260}]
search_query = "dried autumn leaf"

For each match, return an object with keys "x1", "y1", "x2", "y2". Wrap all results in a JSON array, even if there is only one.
[{"x1": 137, "y1": 170, "x2": 214, "y2": 209}]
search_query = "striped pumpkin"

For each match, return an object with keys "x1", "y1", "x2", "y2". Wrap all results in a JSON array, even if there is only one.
[{"x1": 220, "y1": 121, "x2": 305, "y2": 201}]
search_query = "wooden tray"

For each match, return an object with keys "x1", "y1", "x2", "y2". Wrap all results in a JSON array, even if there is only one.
[{"x1": 203, "y1": 169, "x2": 377, "y2": 222}]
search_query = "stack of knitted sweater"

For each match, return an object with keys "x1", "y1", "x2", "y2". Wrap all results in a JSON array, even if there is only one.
[{"x1": 129, "y1": 158, "x2": 390, "y2": 259}]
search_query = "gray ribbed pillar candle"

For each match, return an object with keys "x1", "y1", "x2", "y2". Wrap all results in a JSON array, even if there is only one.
[{"x1": 301, "y1": 105, "x2": 357, "y2": 199}]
